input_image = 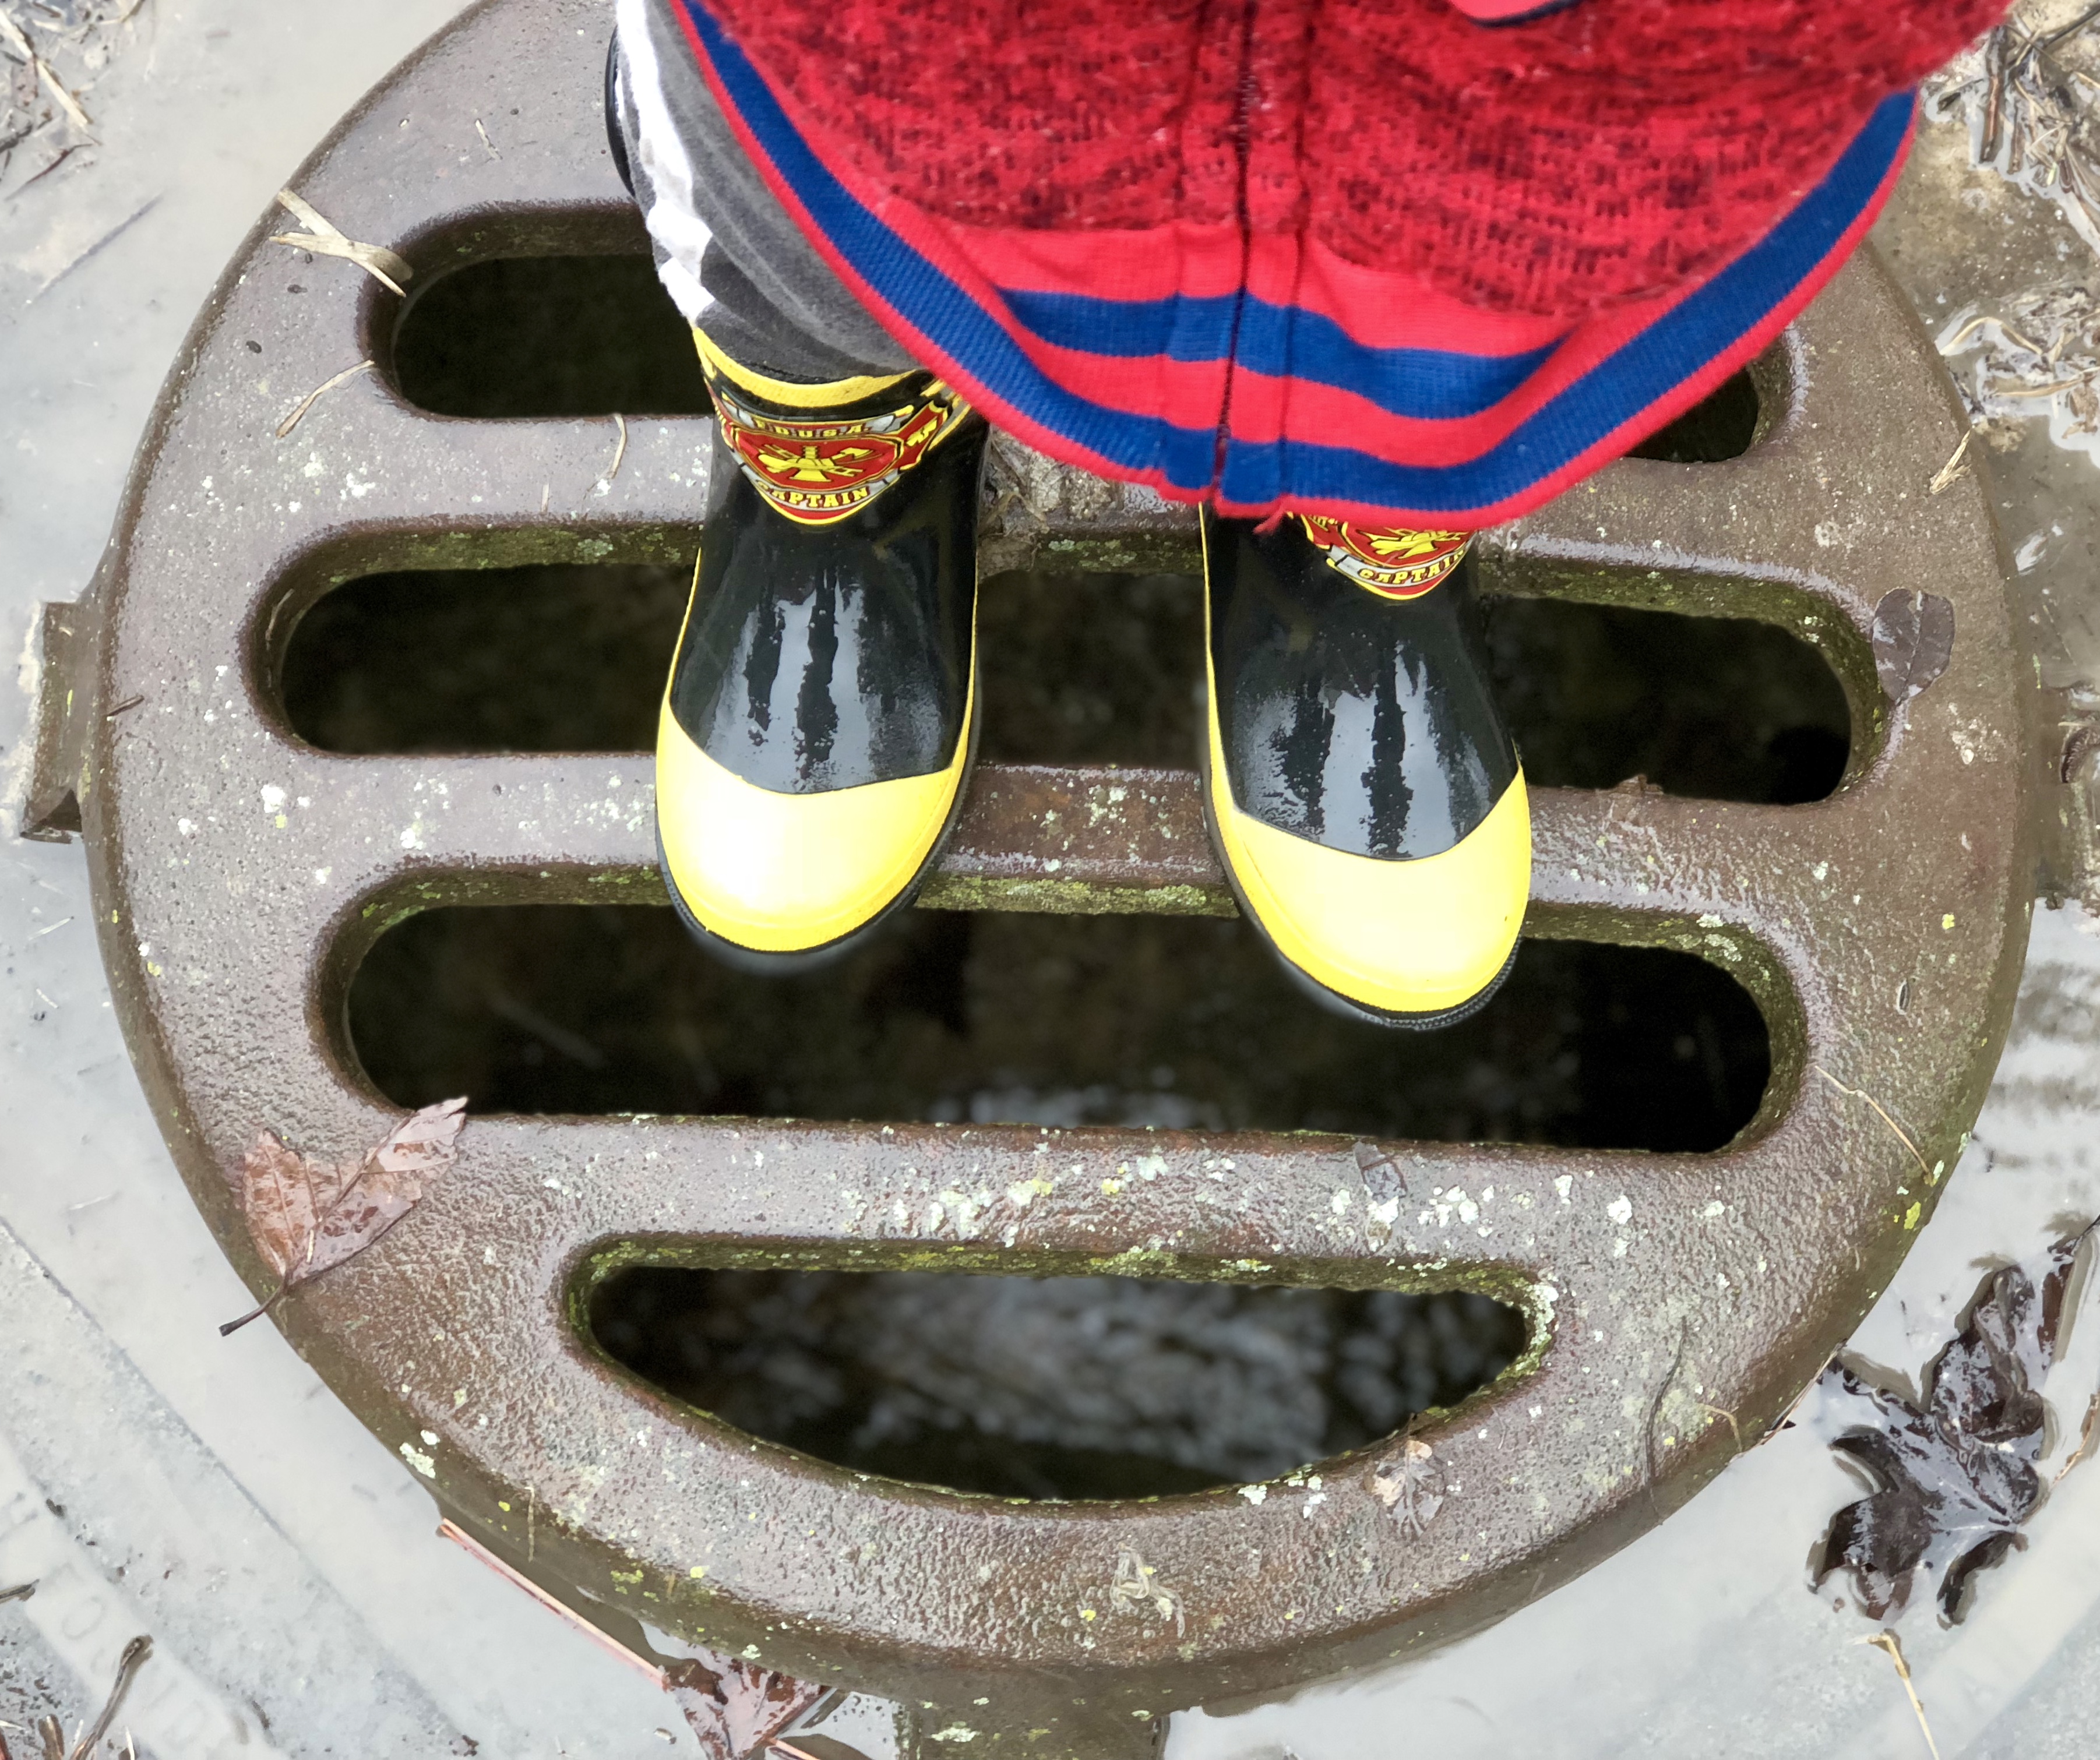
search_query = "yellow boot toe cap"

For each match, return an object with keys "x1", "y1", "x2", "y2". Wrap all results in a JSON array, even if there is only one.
[
  {"x1": 656, "y1": 701, "x2": 967, "y2": 955},
  {"x1": 1210, "y1": 738, "x2": 1531, "y2": 1019}
]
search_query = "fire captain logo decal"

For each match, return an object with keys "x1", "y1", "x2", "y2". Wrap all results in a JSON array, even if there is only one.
[
  {"x1": 1300, "y1": 517, "x2": 1472, "y2": 598},
  {"x1": 710, "y1": 381, "x2": 969, "y2": 525}
]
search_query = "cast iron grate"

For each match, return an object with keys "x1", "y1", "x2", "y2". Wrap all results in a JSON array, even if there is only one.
[{"x1": 65, "y1": 1, "x2": 2029, "y2": 1744}]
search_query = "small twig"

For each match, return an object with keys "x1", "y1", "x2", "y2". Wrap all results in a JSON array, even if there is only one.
[
  {"x1": 2057, "y1": 1392, "x2": 2100, "y2": 1480},
  {"x1": 1644, "y1": 1324, "x2": 1691, "y2": 1511},
  {"x1": 33, "y1": 1719, "x2": 59, "y2": 1760},
  {"x1": 103, "y1": 693, "x2": 143, "y2": 719},
  {"x1": 1983, "y1": 27, "x2": 2009, "y2": 164},
  {"x1": 1865, "y1": 1631, "x2": 1942, "y2": 1760},
  {"x1": 474, "y1": 117, "x2": 498, "y2": 159},
  {"x1": 30, "y1": 916, "x2": 71, "y2": 937},
  {"x1": 1941, "y1": 314, "x2": 2045, "y2": 357},
  {"x1": 2036, "y1": 0, "x2": 2100, "y2": 55},
  {"x1": 0, "y1": 12, "x2": 90, "y2": 133},
  {"x1": 0, "y1": 1582, "x2": 33, "y2": 1605},
  {"x1": 217, "y1": 1283, "x2": 287, "y2": 1336},
  {"x1": 602, "y1": 412, "x2": 628, "y2": 488},
  {"x1": 1811, "y1": 1065, "x2": 1935, "y2": 1184},
  {"x1": 268, "y1": 189, "x2": 411, "y2": 296},
  {"x1": 275, "y1": 358, "x2": 375, "y2": 439},
  {"x1": 13, "y1": 142, "x2": 84, "y2": 196},
  {"x1": 1696, "y1": 1400, "x2": 1743, "y2": 1448},
  {"x1": 1940, "y1": 315, "x2": 1993, "y2": 352},
  {"x1": 67, "y1": 1635, "x2": 150, "y2": 1760},
  {"x1": 1994, "y1": 372, "x2": 2098, "y2": 398},
  {"x1": 32, "y1": 58, "x2": 86, "y2": 132},
  {"x1": 1928, "y1": 431, "x2": 1972, "y2": 495}
]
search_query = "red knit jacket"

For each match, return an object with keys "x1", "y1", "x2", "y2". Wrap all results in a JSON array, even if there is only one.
[
  {"x1": 696, "y1": 0, "x2": 1995, "y2": 319},
  {"x1": 671, "y1": 0, "x2": 2002, "y2": 521}
]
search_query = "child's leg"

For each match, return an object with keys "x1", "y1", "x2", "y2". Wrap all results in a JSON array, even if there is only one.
[
  {"x1": 611, "y1": 0, "x2": 911, "y2": 383},
  {"x1": 611, "y1": 0, "x2": 986, "y2": 972}
]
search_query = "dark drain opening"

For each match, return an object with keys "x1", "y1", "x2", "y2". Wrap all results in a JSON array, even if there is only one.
[
  {"x1": 387, "y1": 251, "x2": 1766, "y2": 461},
  {"x1": 392, "y1": 256, "x2": 710, "y2": 418},
  {"x1": 280, "y1": 566, "x2": 1848, "y2": 800},
  {"x1": 588, "y1": 1267, "x2": 1529, "y2": 1500},
  {"x1": 1482, "y1": 596, "x2": 1850, "y2": 805},
  {"x1": 1626, "y1": 368, "x2": 1761, "y2": 463},
  {"x1": 281, "y1": 563, "x2": 687, "y2": 755},
  {"x1": 347, "y1": 907, "x2": 1771, "y2": 1149}
]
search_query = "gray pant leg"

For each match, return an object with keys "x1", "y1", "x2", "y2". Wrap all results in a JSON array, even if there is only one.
[{"x1": 612, "y1": 0, "x2": 914, "y2": 382}]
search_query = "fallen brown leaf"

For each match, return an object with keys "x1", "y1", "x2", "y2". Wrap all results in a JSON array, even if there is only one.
[
  {"x1": 1816, "y1": 1221, "x2": 2094, "y2": 1623},
  {"x1": 1871, "y1": 589, "x2": 1956, "y2": 705},
  {"x1": 221, "y1": 1099, "x2": 466, "y2": 1335},
  {"x1": 664, "y1": 1647, "x2": 825, "y2": 1760},
  {"x1": 1369, "y1": 1437, "x2": 1445, "y2": 1536}
]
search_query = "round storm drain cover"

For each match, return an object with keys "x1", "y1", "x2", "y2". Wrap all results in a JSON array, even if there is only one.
[{"x1": 58, "y1": 0, "x2": 2032, "y2": 1748}]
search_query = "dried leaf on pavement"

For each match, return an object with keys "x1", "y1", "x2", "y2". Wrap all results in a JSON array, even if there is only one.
[
  {"x1": 1370, "y1": 1436, "x2": 1445, "y2": 1537},
  {"x1": 221, "y1": 1098, "x2": 466, "y2": 1335},
  {"x1": 664, "y1": 1647, "x2": 826, "y2": 1760},
  {"x1": 1871, "y1": 589, "x2": 1956, "y2": 704},
  {"x1": 1817, "y1": 1222, "x2": 2094, "y2": 1623}
]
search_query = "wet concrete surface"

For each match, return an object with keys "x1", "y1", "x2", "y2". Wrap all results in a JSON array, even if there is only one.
[{"x1": 1, "y1": 3, "x2": 683, "y2": 1755}]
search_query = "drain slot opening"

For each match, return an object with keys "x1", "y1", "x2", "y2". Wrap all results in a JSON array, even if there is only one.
[
  {"x1": 392, "y1": 255, "x2": 710, "y2": 418},
  {"x1": 281, "y1": 566, "x2": 1849, "y2": 800},
  {"x1": 588, "y1": 1266, "x2": 1529, "y2": 1500},
  {"x1": 347, "y1": 907, "x2": 1770, "y2": 1149},
  {"x1": 389, "y1": 251, "x2": 1762, "y2": 450},
  {"x1": 1626, "y1": 369, "x2": 1761, "y2": 463}
]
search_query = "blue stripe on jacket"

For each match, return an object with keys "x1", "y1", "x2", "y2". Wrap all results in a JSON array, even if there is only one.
[
  {"x1": 998, "y1": 287, "x2": 1560, "y2": 423},
  {"x1": 679, "y1": 0, "x2": 1909, "y2": 512}
]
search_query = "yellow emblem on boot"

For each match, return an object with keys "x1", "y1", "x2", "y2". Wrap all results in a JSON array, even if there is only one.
[
  {"x1": 695, "y1": 329, "x2": 970, "y2": 526},
  {"x1": 1300, "y1": 517, "x2": 1472, "y2": 598}
]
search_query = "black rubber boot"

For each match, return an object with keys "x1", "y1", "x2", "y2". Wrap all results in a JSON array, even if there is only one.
[
  {"x1": 655, "y1": 334, "x2": 986, "y2": 971},
  {"x1": 1200, "y1": 510, "x2": 1531, "y2": 1028}
]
